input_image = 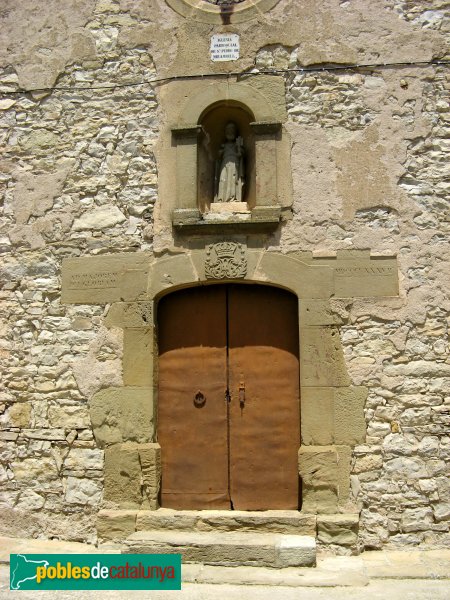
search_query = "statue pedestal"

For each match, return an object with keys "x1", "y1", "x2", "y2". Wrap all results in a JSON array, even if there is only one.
[{"x1": 209, "y1": 202, "x2": 250, "y2": 214}]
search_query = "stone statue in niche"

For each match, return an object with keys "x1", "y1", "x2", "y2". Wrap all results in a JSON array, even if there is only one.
[{"x1": 214, "y1": 121, "x2": 245, "y2": 203}]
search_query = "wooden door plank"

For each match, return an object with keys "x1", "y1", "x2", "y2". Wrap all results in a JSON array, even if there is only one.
[
  {"x1": 158, "y1": 286, "x2": 230, "y2": 509},
  {"x1": 228, "y1": 285, "x2": 300, "y2": 510}
]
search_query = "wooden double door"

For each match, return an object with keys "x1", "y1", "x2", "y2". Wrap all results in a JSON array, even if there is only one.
[{"x1": 157, "y1": 284, "x2": 300, "y2": 511}]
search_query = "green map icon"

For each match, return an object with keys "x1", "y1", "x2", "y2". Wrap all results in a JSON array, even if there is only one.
[{"x1": 10, "y1": 554, "x2": 49, "y2": 590}]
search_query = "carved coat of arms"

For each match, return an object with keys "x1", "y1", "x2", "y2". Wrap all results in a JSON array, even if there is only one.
[{"x1": 205, "y1": 242, "x2": 247, "y2": 279}]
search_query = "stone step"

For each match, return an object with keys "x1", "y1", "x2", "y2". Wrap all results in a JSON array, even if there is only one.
[
  {"x1": 98, "y1": 509, "x2": 316, "y2": 542},
  {"x1": 123, "y1": 530, "x2": 316, "y2": 568},
  {"x1": 136, "y1": 509, "x2": 315, "y2": 535}
]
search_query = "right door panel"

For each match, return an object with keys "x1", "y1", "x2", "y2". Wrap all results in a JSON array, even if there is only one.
[{"x1": 228, "y1": 285, "x2": 300, "y2": 510}]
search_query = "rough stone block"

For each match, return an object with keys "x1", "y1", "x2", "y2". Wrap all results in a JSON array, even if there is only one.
[
  {"x1": 317, "y1": 514, "x2": 359, "y2": 546},
  {"x1": 0, "y1": 403, "x2": 31, "y2": 428},
  {"x1": 300, "y1": 300, "x2": 347, "y2": 326},
  {"x1": 96, "y1": 509, "x2": 137, "y2": 542},
  {"x1": 301, "y1": 387, "x2": 367, "y2": 446},
  {"x1": 300, "y1": 327, "x2": 351, "y2": 387},
  {"x1": 105, "y1": 302, "x2": 153, "y2": 328},
  {"x1": 104, "y1": 443, "x2": 142, "y2": 508},
  {"x1": 301, "y1": 387, "x2": 334, "y2": 445},
  {"x1": 138, "y1": 443, "x2": 161, "y2": 510},
  {"x1": 334, "y1": 387, "x2": 367, "y2": 445},
  {"x1": 65, "y1": 477, "x2": 102, "y2": 506},
  {"x1": 299, "y1": 445, "x2": 352, "y2": 513},
  {"x1": 336, "y1": 445, "x2": 352, "y2": 504},
  {"x1": 89, "y1": 386, "x2": 153, "y2": 447},
  {"x1": 148, "y1": 254, "x2": 198, "y2": 298},
  {"x1": 298, "y1": 446, "x2": 339, "y2": 488},
  {"x1": 301, "y1": 487, "x2": 338, "y2": 514},
  {"x1": 123, "y1": 329, "x2": 154, "y2": 387}
]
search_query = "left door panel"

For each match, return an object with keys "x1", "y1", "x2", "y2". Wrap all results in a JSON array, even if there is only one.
[{"x1": 158, "y1": 286, "x2": 230, "y2": 509}]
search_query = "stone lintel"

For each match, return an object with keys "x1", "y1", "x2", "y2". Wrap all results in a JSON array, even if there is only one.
[
  {"x1": 313, "y1": 255, "x2": 398, "y2": 297},
  {"x1": 172, "y1": 208, "x2": 201, "y2": 225},
  {"x1": 258, "y1": 253, "x2": 334, "y2": 299},
  {"x1": 251, "y1": 206, "x2": 281, "y2": 222}
]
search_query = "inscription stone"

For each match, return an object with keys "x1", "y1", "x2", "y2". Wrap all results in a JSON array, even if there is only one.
[
  {"x1": 62, "y1": 254, "x2": 151, "y2": 304},
  {"x1": 210, "y1": 34, "x2": 240, "y2": 62}
]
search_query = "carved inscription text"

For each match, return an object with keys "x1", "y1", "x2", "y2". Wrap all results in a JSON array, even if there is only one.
[
  {"x1": 335, "y1": 266, "x2": 395, "y2": 278},
  {"x1": 68, "y1": 272, "x2": 119, "y2": 290}
]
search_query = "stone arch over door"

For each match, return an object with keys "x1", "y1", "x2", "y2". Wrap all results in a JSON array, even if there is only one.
[{"x1": 64, "y1": 246, "x2": 394, "y2": 544}]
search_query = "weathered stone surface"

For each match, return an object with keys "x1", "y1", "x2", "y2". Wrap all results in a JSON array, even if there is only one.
[
  {"x1": 298, "y1": 445, "x2": 352, "y2": 513},
  {"x1": 73, "y1": 206, "x2": 127, "y2": 232},
  {"x1": 124, "y1": 531, "x2": 316, "y2": 568},
  {"x1": 103, "y1": 443, "x2": 142, "y2": 508},
  {"x1": 65, "y1": 477, "x2": 102, "y2": 506},
  {"x1": 317, "y1": 514, "x2": 359, "y2": 546},
  {"x1": 0, "y1": 403, "x2": 31, "y2": 428},
  {"x1": 135, "y1": 509, "x2": 316, "y2": 535},
  {"x1": 301, "y1": 387, "x2": 367, "y2": 446},
  {"x1": 1, "y1": 0, "x2": 448, "y2": 551},
  {"x1": 148, "y1": 254, "x2": 198, "y2": 297},
  {"x1": 300, "y1": 327, "x2": 351, "y2": 388},
  {"x1": 96, "y1": 509, "x2": 137, "y2": 542},
  {"x1": 105, "y1": 302, "x2": 153, "y2": 329},
  {"x1": 89, "y1": 387, "x2": 153, "y2": 447},
  {"x1": 257, "y1": 253, "x2": 333, "y2": 299},
  {"x1": 300, "y1": 300, "x2": 348, "y2": 326},
  {"x1": 138, "y1": 443, "x2": 161, "y2": 510},
  {"x1": 123, "y1": 329, "x2": 154, "y2": 387}
]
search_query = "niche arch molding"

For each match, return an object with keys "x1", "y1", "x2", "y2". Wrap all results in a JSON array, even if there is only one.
[{"x1": 165, "y1": 0, "x2": 281, "y2": 24}]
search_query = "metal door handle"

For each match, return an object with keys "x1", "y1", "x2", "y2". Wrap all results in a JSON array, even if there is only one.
[
  {"x1": 194, "y1": 391, "x2": 206, "y2": 408},
  {"x1": 239, "y1": 381, "x2": 245, "y2": 408}
]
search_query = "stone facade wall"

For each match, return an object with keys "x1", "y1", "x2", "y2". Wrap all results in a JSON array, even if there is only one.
[{"x1": 0, "y1": 0, "x2": 449, "y2": 548}]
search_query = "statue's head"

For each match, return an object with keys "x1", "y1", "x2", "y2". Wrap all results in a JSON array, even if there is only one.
[{"x1": 224, "y1": 121, "x2": 237, "y2": 141}]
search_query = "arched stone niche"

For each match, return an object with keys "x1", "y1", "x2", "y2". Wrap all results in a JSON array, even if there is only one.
[
  {"x1": 198, "y1": 101, "x2": 256, "y2": 213},
  {"x1": 168, "y1": 76, "x2": 292, "y2": 232}
]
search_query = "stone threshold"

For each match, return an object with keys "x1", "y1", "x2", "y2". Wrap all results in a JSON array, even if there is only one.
[
  {"x1": 97, "y1": 509, "x2": 317, "y2": 542},
  {"x1": 123, "y1": 530, "x2": 317, "y2": 568}
]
